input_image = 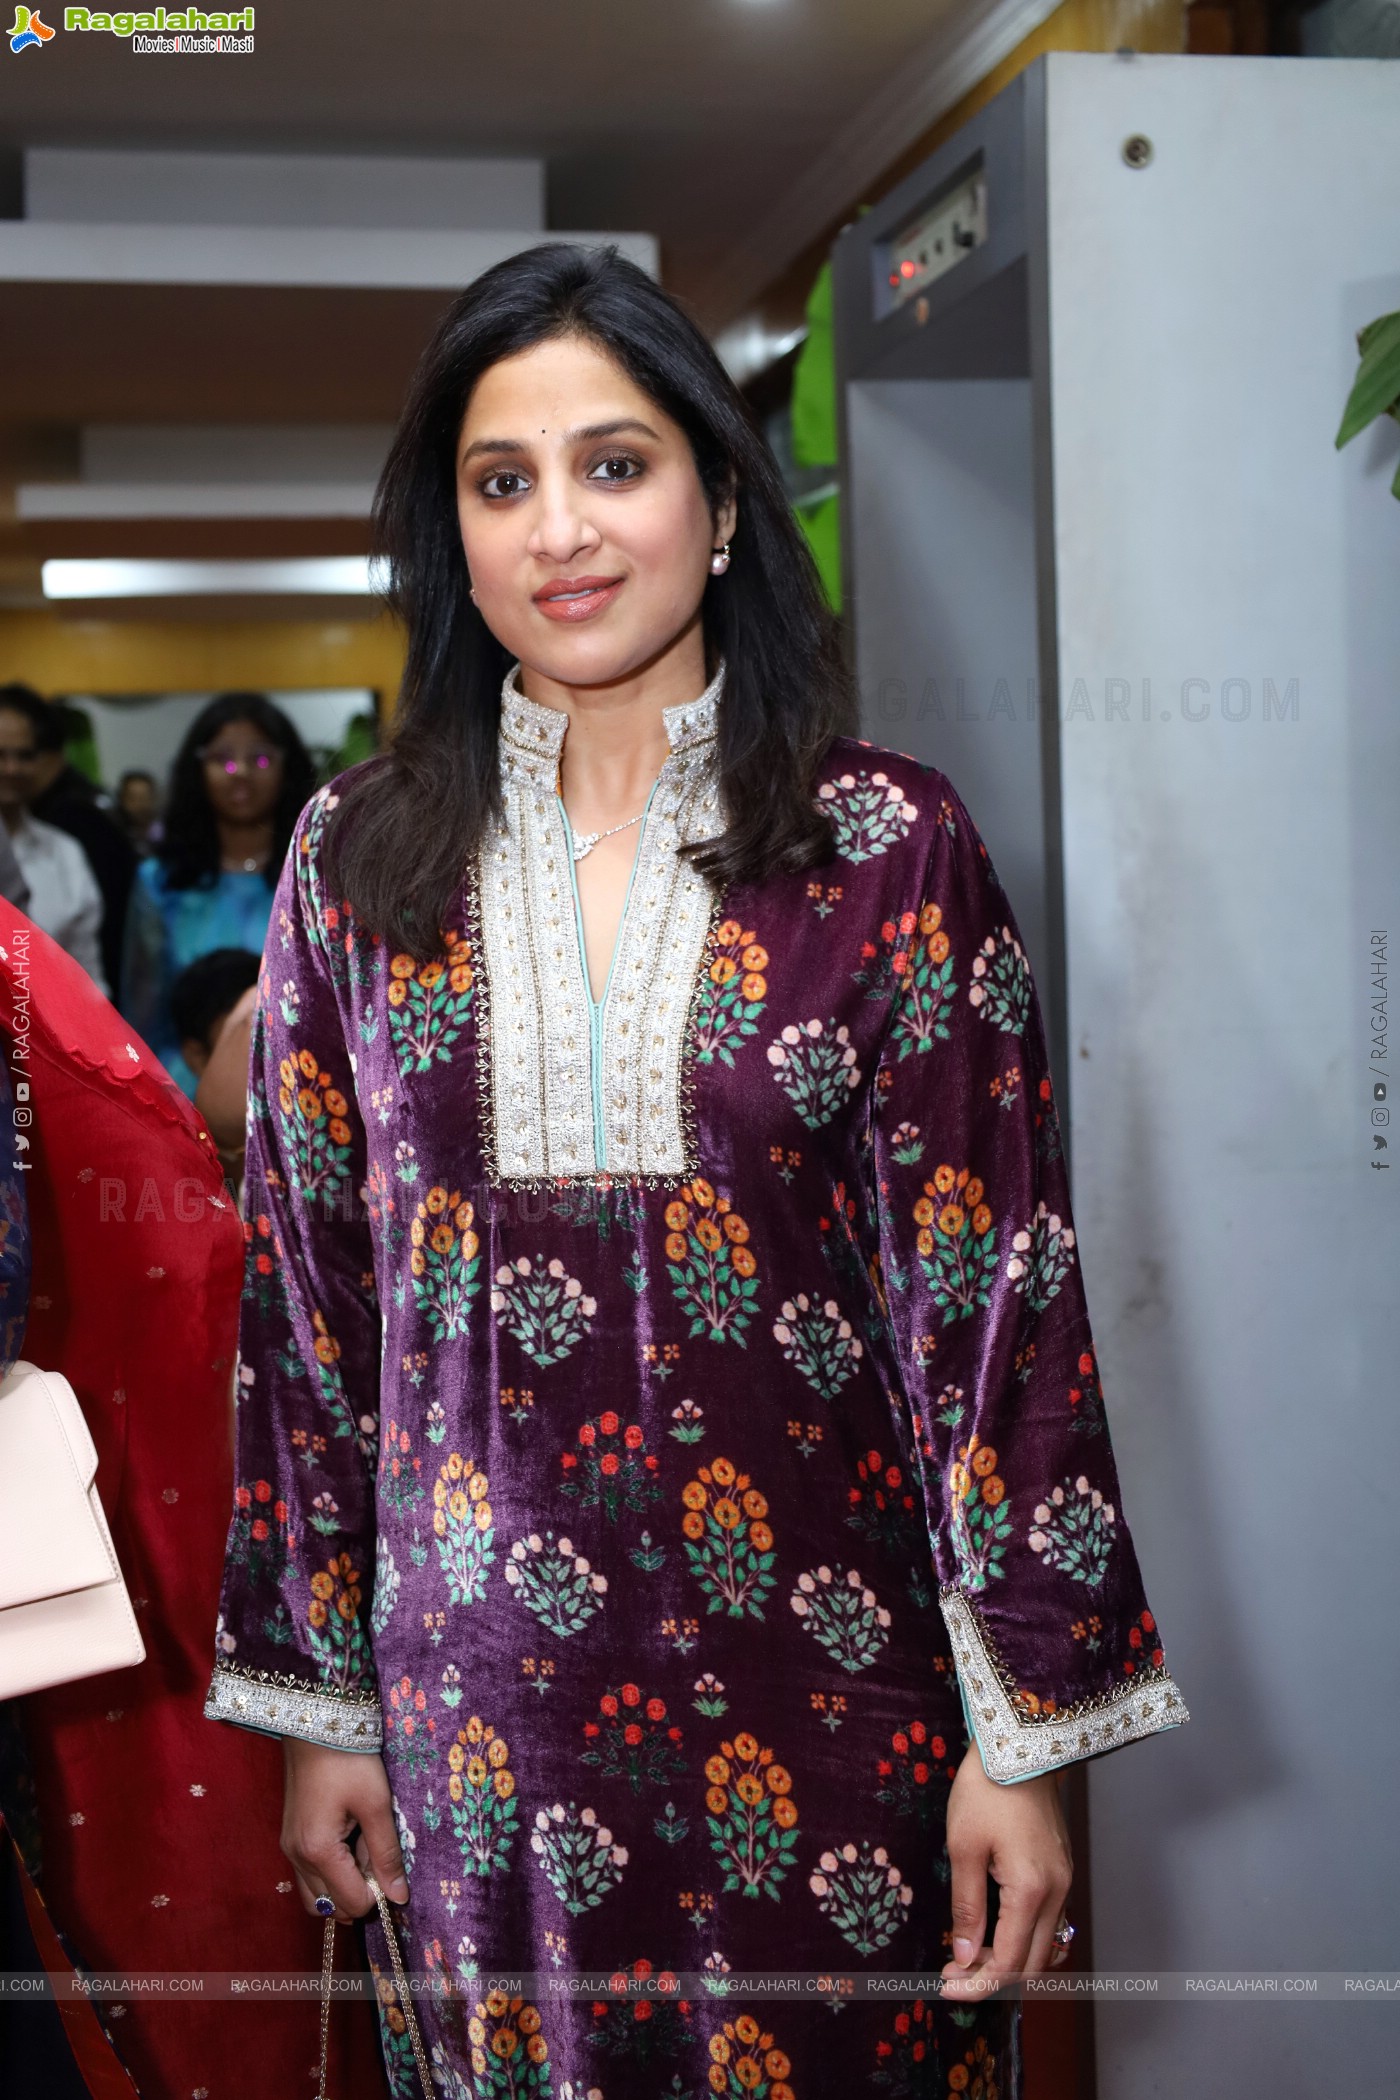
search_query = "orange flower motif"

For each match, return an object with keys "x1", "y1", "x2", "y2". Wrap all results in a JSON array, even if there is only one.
[
  {"x1": 937, "y1": 1204, "x2": 965, "y2": 1236},
  {"x1": 933, "y1": 1164, "x2": 956, "y2": 1195}
]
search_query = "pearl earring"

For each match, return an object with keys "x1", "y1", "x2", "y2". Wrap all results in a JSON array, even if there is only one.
[
  {"x1": 469, "y1": 586, "x2": 478, "y2": 603},
  {"x1": 710, "y1": 542, "x2": 731, "y2": 575}
]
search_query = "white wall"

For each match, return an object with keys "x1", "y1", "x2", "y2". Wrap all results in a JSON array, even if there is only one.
[{"x1": 1045, "y1": 54, "x2": 1400, "y2": 2092}]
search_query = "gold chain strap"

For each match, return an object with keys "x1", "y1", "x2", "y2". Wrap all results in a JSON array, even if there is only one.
[{"x1": 316, "y1": 1875, "x2": 432, "y2": 2100}]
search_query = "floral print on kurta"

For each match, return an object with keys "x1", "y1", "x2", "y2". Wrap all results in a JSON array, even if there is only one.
[{"x1": 206, "y1": 660, "x2": 1187, "y2": 2098}]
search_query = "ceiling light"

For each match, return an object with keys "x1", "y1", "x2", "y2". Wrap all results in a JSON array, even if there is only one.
[{"x1": 41, "y1": 557, "x2": 385, "y2": 599}]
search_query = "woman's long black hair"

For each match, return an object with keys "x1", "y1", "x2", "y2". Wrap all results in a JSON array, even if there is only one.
[
  {"x1": 322, "y1": 241, "x2": 856, "y2": 959},
  {"x1": 156, "y1": 692, "x2": 316, "y2": 891}
]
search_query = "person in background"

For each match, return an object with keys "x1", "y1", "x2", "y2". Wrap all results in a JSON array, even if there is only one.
[
  {"x1": 23, "y1": 693, "x2": 139, "y2": 1002},
  {"x1": 170, "y1": 947, "x2": 261, "y2": 1195},
  {"x1": 0, "y1": 825, "x2": 30, "y2": 913},
  {"x1": 121, "y1": 693, "x2": 314, "y2": 1097},
  {"x1": 0, "y1": 689, "x2": 107, "y2": 995},
  {"x1": 115, "y1": 766, "x2": 162, "y2": 856},
  {"x1": 0, "y1": 911, "x2": 386, "y2": 2100}
]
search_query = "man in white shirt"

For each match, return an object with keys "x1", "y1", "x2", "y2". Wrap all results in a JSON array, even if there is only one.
[{"x1": 0, "y1": 690, "x2": 109, "y2": 997}]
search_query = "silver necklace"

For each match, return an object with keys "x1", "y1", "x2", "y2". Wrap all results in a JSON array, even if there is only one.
[
  {"x1": 222, "y1": 854, "x2": 266, "y2": 873},
  {"x1": 566, "y1": 808, "x2": 646, "y2": 862}
]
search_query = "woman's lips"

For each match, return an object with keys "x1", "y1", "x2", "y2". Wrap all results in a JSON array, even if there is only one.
[{"x1": 532, "y1": 579, "x2": 625, "y2": 622}]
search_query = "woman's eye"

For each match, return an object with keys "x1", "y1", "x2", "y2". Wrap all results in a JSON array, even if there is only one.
[
  {"x1": 589, "y1": 453, "x2": 644, "y2": 484},
  {"x1": 480, "y1": 469, "x2": 528, "y2": 500}
]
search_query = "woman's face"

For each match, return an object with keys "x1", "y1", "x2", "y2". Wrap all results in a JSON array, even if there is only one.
[
  {"x1": 455, "y1": 333, "x2": 736, "y2": 688},
  {"x1": 197, "y1": 717, "x2": 285, "y2": 826}
]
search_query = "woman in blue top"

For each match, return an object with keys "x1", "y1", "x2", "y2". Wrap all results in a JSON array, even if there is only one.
[{"x1": 121, "y1": 693, "x2": 316, "y2": 1096}]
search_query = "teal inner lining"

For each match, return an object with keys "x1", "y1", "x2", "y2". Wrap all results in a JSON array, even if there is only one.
[
  {"x1": 558, "y1": 778, "x2": 660, "y2": 1169},
  {"x1": 956, "y1": 1669, "x2": 1056, "y2": 1784}
]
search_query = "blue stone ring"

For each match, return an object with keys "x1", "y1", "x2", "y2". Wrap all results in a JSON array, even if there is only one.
[{"x1": 314, "y1": 1894, "x2": 336, "y2": 1919}]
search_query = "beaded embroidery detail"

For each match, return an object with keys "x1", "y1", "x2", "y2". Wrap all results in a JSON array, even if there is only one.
[
  {"x1": 939, "y1": 1584, "x2": 1189, "y2": 1783},
  {"x1": 472, "y1": 659, "x2": 727, "y2": 1187},
  {"x1": 204, "y1": 1659, "x2": 383, "y2": 1751}
]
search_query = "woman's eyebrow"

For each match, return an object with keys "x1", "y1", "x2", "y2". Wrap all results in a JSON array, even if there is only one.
[{"x1": 459, "y1": 418, "x2": 662, "y2": 466}]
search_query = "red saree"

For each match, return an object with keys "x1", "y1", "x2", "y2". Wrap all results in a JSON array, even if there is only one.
[{"x1": 0, "y1": 909, "x2": 384, "y2": 2100}]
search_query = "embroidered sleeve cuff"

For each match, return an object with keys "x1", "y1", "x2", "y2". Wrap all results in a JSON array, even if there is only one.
[
  {"x1": 204, "y1": 1661, "x2": 384, "y2": 1752},
  {"x1": 940, "y1": 1586, "x2": 1189, "y2": 1785}
]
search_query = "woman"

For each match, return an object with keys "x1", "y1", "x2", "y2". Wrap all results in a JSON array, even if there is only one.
[
  {"x1": 121, "y1": 695, "x2": 314, "y2": 1097},
  {"x1": 206, "y1": 242, "x2": 1188, "y2": 2098}
]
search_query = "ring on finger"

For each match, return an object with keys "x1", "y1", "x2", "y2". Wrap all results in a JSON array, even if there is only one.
[{"x1": 314, "y1": 1893, "x2": 336, "y2": 1919}]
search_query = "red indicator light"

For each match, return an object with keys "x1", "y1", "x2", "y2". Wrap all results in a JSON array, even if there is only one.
[{"x1": 900, "y1": 258, "x2": 916, "y2": 277}]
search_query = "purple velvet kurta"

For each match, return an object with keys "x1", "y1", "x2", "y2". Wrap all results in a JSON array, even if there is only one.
[{"x1": 206, "y1": 659, "x2": 1187, "y2": 2100}]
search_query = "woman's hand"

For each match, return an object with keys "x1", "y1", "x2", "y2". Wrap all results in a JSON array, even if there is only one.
[
  {"x1": 281, "y1": 1737, "x2": 410, "y2": 1922},
  {"x1": 938, "y1": 1743, "x2": 1073, "y2": 1998}
]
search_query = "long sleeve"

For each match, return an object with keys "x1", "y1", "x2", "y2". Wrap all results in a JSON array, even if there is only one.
[
  {"x1": 203, "y1": 787, "x2": 384, "y2": 1751},
  {"x1": 864, "y1": 775, "x2": 1188, "y2": 1784}
]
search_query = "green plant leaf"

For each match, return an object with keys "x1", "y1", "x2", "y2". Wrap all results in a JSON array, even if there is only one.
[{"x1": 1335, "y1": 309, "x2": 1400, "y2": 449}]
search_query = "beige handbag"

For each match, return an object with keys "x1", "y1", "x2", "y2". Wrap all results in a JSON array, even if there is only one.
[{"x1": 0, "y1": 1358, "x2": 145, "y2": 1700}]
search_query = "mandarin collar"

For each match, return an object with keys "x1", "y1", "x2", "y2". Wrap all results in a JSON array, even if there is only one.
[{"x1": 498, "y1": 658, "x2": 724, "y2": 784}]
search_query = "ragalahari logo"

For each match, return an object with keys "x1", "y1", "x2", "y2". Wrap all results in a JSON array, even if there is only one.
[{"x1": 9, "y1": 5, "x2": 55, "y2": 46}]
